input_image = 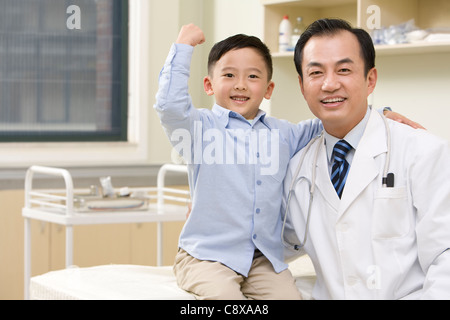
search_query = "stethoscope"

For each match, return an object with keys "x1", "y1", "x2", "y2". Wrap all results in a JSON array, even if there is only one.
[{"x1": 281, "y1": 113, "x2": 394, "y2": 251}]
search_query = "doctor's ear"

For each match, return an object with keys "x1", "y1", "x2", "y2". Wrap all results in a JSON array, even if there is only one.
[
  {"x1": 203, "y1": 76, "x2": 214, "y2": 96},
  {"x1": 366, "y1": 68, "x2": 378, "y2": 95},
  {"x1": 298, "y1": 75, "x2": 305, "y2": 96}
]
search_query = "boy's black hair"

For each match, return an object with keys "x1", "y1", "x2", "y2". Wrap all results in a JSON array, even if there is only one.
[
  {"x1": 208, "y1": 34, "x2": 273, "y2": 81},
  {"x1": 294, "y1": 18, "x2": 376, "y2": 80}
]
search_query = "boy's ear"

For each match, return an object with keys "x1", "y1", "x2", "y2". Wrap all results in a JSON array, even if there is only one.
[
  {"x1": 203, "y1": 76, "x2": 214, "y2": 96},
  {"x1": 264, "y1": 81, "x2": 275, "y2": 100}
]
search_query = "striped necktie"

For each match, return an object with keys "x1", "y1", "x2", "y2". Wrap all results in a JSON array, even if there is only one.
[{"x1": 331, "y1": 140, "x2": 352, "y2": 198}]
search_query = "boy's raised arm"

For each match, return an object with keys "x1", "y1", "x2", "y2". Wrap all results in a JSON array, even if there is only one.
[{"x1": 154, "y1": 25, "x2": 205, "y2": 132}]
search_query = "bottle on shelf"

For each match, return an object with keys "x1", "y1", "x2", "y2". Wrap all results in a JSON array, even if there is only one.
[
  {"x1": 291, "y1": 17, "x2": 305, "y2": 49},
  {"x1": 278, "y1": 15, "x2": 292, "y2": 52}
]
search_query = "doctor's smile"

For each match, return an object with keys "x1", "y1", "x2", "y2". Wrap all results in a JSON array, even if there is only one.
[{"x1": 320, "y1": 96, "x2": 347, "y2": 108}]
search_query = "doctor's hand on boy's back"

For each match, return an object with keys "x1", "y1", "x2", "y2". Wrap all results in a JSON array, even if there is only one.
[{"x1": 383, "y1": 109, "x2": 425, "y2": 130}]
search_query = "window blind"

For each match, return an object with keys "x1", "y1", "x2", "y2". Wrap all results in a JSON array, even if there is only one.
[{"x1": 0, "y1": 0, "x2": 128, "y2": 142}]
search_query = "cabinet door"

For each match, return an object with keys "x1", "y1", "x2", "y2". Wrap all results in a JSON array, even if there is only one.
[
  {"x1": 0, "y1": 190, "x2": 50, "y2": 300},
  {"x1": 131, "y1": 185, "x2": 188, "y2": 266},
  {"x1": 50, "y1": 224, "x2": 133, "y2": 269},
  {"x1": 131, "y1": 221, "x2": 185, "y2": 266}
]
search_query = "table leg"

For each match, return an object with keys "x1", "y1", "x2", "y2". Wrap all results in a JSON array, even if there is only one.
[{"x1": 24, "y1": 218, "x2": 31, "y2": 300}]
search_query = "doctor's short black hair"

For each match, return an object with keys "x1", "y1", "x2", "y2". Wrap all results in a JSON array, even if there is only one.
[
  {"x1": 294, "y1": 18, "x2": 376, "y2": 80},
  {"x1": 208, "y1": 34, "x2": 273, "y2": 81}
]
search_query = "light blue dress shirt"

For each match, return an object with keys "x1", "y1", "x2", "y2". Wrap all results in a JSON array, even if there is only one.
[
  {"x1": 154, "y1": 43, "x2": 322, "y2": 276},
  {"x1": 324, "y1": 107, "x2": 371, "y2": 175}
]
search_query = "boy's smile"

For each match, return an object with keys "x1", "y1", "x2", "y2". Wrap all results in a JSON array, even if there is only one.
[
  {"x1": 204, "y1": 47, "x2": 274, "y2": 120},
  {"x1": 231, "y1": 95, "x2": 250, "y2": 104}
]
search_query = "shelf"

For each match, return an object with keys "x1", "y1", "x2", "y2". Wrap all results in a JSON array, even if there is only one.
[
  {"x1": 22, "y1": 204, "x2": 187, "y2": 226},
  {"x1": 375, "y1": 42, "x2": 450, "y2": 55},
  {"x1": 261, "y1": 0, "x2": 355, "y2": 7},
  {"x1": 263, "y1": 0, "x2": 450, "y2": 56},
  {"x1": 272, "y1": 42, "x2": 450, "y2": 58},
  {"x1": 272, "y1": 51, "x2": 295, "y2": 58}
]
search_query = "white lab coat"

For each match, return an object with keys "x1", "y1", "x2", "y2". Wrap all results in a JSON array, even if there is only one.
[{"x1": 283, "y1": 108, "x2": 450, "y2": 300}]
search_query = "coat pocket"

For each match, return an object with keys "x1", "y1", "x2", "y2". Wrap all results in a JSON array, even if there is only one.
[{"x1": 372, "y1": 187, "x2": 410, "y2": 239}]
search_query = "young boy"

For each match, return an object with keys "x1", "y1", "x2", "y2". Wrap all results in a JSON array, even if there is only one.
[{"x1": 154, "y1": 24, "x2": 410, "y2": 300}]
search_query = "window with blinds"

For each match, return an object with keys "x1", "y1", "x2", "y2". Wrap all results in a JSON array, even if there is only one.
[{"x1": 0, "y1": 0, "x2": 128, "y2": 142}]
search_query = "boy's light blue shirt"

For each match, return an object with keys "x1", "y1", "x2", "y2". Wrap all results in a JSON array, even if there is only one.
[{"x1": 154, "y1": 43, "x2": 322, "y2": 276}]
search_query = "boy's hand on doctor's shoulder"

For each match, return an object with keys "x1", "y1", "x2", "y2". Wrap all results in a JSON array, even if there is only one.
[{"x1": 176, "y1": 24, "x2": 205, "y2": 47}]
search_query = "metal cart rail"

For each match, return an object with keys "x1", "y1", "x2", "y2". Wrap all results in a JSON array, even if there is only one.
[{"x1": 22, "y1": 164, "x2": 189, "y2": 299}]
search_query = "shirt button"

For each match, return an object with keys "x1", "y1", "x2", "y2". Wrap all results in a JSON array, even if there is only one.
[
  {"x1": 257, "y1": 180, "x2": 262, "y2": 185},
  {"x1": 253, "y1": 234, "x2": 257, "y2": 240},
  {"x1": 256, "y1": 208, "x2": 261, "y2": 214},
  {"x1": 256, "y1": 152, "x2": 260, "y2": 158}
]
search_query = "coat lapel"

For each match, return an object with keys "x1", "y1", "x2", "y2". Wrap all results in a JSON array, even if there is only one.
[
  {"x1": 338, "y1": 109, "x2": 388, "y2": 216},
  {"x1": 314, "y1": 140, "x2": 341, "y2": 212},
  {"x1": 307, "y1": 109, "x2": 388, "y2": 218}
]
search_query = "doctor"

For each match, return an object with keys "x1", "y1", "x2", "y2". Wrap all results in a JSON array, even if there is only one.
[{"x1": 283, "y1": 19, "x2": 450, "y2": 299}]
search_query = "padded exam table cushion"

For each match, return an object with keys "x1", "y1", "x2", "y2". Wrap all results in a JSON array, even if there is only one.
[{"x1": 30, "y1": 256, "x2": 315, "y2": 300}]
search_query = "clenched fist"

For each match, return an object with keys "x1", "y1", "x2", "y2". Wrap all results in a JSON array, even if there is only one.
[{"x1": 176, "y1": 23, "x2": 206, "y2": 47}]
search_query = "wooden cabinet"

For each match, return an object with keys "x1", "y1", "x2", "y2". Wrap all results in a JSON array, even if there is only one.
[
  {"x1": 262, "y1": 0, "x2": 450, "y2": 57},
  {"x1": 50, "y1": 222, "x2": 184, "y2": 269},
  {"x1": 0, "y1": 190, "x2": 54, "y2": 299}
]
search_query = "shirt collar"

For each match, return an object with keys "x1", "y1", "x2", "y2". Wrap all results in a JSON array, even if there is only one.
[
  {"x1": 212, "y1": 104, "x2": 268, "y2": 128},
  {"x1": 324, "y1": 107, "x2": 371, "y2": 162}
]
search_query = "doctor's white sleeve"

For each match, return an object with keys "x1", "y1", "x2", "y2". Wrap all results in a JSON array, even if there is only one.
[
  {"x1": 413, "y1": 136, "x2": 450, "y2": 299},
  {"x1": 421, "y1": 249, "x2": 450, "y2": 300}
]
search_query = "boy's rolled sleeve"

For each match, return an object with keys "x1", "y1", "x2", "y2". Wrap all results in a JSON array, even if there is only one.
[{"x1": 154, "y1": 43, "x2": 195, "y2": 125}]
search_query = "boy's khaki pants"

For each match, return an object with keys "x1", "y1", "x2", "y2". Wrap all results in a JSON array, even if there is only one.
[{"x1": 174, "y1": 249, "x2": 302, "y2": 300}]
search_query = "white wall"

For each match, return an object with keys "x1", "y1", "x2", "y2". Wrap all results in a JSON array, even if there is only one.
[
  {"x1": 147, "y1": 0, "x2": 209, "y2": 164},
  {"x1": 194, "y1": 0, "x2": 266, "y2": 109},
  {"x1": 210, "y1": 0, "x2": 264, "y2": 40},
  {"x1": 374, "y1": 52, "x2": 450, "y2": 140}
]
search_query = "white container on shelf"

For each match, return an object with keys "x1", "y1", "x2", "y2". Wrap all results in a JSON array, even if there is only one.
[
  {"x1": 291, "y1": 16, "x2": 305, "y2": 49},
  {"x1": 279, "y1": 15, "x2": 292, "y2": 52}
]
